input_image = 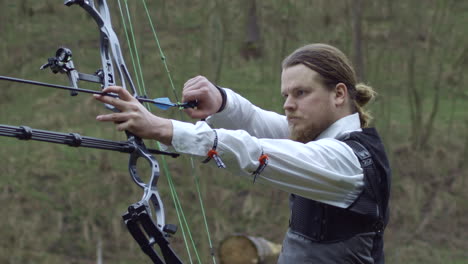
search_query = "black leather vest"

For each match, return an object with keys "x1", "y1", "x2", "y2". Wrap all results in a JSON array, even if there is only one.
[{"x1": 289, "y1": 128, "x2": 391, "y2": 264}]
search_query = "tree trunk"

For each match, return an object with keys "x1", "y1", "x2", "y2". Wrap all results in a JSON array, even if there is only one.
[
  {"x1": 241, "y1": 0, "x2": 262, "y2": 60},
  {"x1": 352, "y1": 0, "x2": 364, "y2": 81}
]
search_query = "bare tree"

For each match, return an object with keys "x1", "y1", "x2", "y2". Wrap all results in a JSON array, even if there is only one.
[
  {"x1": 351, "y1": 0, "x2": 364, "y2": 81},
  {"x1": 241, "y1": 0, "x2": 262, "y2": 60},
  {"x1": 199, "y1": 0, "x2": 226, "y2": 83},
  {"x1": 406, "y1": 0, "x2": 456, "y2": 149}
]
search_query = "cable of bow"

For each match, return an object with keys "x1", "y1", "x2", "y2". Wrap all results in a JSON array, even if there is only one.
[
  {"x1": 141, "y1": 1, "x2": 218, "y2": 260},
  {"x1": 118, "y1": 1, "x2": 217, "y2": 263},
  {"x1": 117, "y1": 1, "x2": 194, "y2": 262}
]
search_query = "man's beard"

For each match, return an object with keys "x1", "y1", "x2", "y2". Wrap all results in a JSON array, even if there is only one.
[{"x1": 289, "y1": 124, "x2": 319, "y2": 143}]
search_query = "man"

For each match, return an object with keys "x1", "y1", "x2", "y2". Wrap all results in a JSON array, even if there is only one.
[{"x1": 95, "y1": 43, "x2": 391, "y2": 263}]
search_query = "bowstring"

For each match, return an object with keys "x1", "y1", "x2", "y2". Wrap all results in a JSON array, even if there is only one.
[
  {"x1": 116, "y1": 0, "x2": 143, "y2": 95},
  {"x1": 117, "y1": 0, "x2": 194, "y2": 262},
  {"x1": 117, "y1": 2, "x2": 197, "y2": 262},
  {"x1": 118, "y1": 1, "x2": 217, "y2": 263},
  {"x1": 140, "y1": 1, "x2": 217, "y2": 262}
]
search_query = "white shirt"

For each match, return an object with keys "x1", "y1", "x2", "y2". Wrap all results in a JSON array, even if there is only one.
[{"x1": 171, "y1": 89, "x2": 364, "y2": 208}]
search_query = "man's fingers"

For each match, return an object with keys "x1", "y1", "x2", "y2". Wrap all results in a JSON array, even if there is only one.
[
  {"x1": 182, "y1": 80, "x2": 213, "y2": 103},
  {"x1": 96, "y1": 112, "x2": 132, "y2": 122},
  {"x1": 116, "y1": 120, "x2": 131, "y2": 132},
  {"x1": 93, "y1": 86, "x2": 137, "y2": 108},
  {"x1": 181, "y1": 75, "x2": 220, "y2": 119},
  {"x1": 183, "y1": 75, "x2": 204, "y2": 88},
  {"x1": 94, "y1": 86, "x2": 139, "y2": 111},
  {"x1": 102, "y1": 86, "x2": 134, "y2": 101},
  {"x1": 182, "y1": 89, "x2": 204, "y2": 104},
  {"x1": 183, "y1": 76, "x2": 212, "y2": 95},
  {"x1": 94, "y1": 94, "x2": 129, "y2": 110}
]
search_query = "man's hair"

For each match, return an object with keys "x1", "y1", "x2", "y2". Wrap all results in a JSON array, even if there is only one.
[{"x1": 282, "y1": 43, "x2": 376, "y2": 127}]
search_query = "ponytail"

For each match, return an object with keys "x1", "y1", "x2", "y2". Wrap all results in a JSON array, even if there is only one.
[{"x1": 353, "y1": 83, "x2": 377, "y2": 128}]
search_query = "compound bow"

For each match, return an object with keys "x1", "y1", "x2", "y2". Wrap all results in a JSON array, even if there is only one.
[{"x1": 0, "y1": 0, "x2": 204, "y2": 263}]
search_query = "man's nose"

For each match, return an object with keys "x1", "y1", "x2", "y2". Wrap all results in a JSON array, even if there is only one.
[{"x1": 283, "y1": 97, "x2": 296, "y2": 111}]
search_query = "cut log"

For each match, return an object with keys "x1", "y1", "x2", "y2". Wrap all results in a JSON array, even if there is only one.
[{"x1": 219, "y1": 234, "x2": 281, "y2": 264}]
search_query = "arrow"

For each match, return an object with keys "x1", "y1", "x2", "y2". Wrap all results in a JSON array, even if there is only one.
[{"x1": 0, "y1": 75, "x2": 197, "y2": 110}]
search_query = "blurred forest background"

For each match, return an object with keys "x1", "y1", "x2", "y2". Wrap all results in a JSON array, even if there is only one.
[{"x1": 0, "y1": 0, "x2": 467, "y2": 263}]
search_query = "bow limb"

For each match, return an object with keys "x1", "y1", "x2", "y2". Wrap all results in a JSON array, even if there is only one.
[{"x1": 65, "y1": 0, "x2": 137, "y2": 96}]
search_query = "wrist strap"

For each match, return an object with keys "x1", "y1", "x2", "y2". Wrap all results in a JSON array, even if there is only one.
[
  {"x1": 215, "y1": 85, "x2": 227, "y2": 113},
  {"x1": 202, "y1": 130, "x2": 226, "y2": 168},
  {"x1": 252, "y1": 151, "x2": 269, "y2": 183}
]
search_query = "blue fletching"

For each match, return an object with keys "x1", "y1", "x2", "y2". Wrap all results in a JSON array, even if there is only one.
[{"x1": 152, "y1": 97, "x2": 176, "y2": 110}]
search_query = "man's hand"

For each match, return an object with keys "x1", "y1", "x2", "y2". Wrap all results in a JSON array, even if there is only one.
[
  {"x1": 94, "y1": 86, "x2": 173, "y2": 145},
  {"x1": 182, "y1": 76, "x2": 223, "y2": 119}
]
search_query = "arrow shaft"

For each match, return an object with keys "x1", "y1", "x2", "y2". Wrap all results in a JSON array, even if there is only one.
[
  {"x1": 0, "y1": 75, "x2": 194, "y2": 109},
  {"x1": 0, "y1": 75, "x2": 114, "y2": 97},
  {"x1": 0, "y1": 75, "x2": 174, "y2": 107}
]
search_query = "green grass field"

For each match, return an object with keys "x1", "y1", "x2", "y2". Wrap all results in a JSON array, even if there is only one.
[{"x1": 0, "y1": 1, "x2": 467, "y2": 263}]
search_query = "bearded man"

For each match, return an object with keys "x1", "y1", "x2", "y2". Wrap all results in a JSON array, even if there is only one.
[{"x1": 95, "y1": 43, "x2": 391, "y2": 263}]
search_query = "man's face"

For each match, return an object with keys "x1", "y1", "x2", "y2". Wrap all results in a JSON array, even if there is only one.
[{"x1": 281, "y1": 64, "x2": 337, "y2": 143}]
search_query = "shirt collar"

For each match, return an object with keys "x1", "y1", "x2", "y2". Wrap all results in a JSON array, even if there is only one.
[{"x1": 316, "y1": 113, "x2": 362, "y2": 140}]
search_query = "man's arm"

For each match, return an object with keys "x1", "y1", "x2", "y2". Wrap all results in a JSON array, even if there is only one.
[
  {"x1": 172, "y1": 120, "x2": 364, "y2": 209},
  {"x1": 206, "y1": 88, "x2": 289, "y2": 139},
  {"x1": 182, "y1": 76, "x2": 289, "y2": 139},
  {"x1": 94, "y1": 85, "x2": 364, "y2": 209}
]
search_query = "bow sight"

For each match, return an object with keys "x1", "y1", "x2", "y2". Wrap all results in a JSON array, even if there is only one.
[{"x1": 40, "y1": 47, "x2": 104, "y2": 96}]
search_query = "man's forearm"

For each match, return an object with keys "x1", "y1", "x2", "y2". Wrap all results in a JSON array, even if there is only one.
[{"x1": 206, "y1": 88, "x2": 289, "y2": 139}]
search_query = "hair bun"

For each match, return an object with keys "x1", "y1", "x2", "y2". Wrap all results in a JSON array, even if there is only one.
[{"x1": 355, "y1": 83, "x2": 377, "y2": 107}]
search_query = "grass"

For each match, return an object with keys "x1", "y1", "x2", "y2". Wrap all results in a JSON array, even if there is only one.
[{"x1": 1, "y1": 1, "x2": 467, "y2": 264}]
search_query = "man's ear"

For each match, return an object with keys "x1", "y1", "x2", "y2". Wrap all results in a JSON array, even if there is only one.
[{"x1": 333, "y1": 83, "x2": 348, "y2": 107}]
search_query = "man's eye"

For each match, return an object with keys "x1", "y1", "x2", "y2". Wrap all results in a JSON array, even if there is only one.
[{"x1": 296, "y1": 90, "x2": 305, "y2": 96}]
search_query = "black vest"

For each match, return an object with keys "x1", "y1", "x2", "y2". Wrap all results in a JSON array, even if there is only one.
[{"x1": 289, "y1": 128, "x2": 391, "y2": 263}]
